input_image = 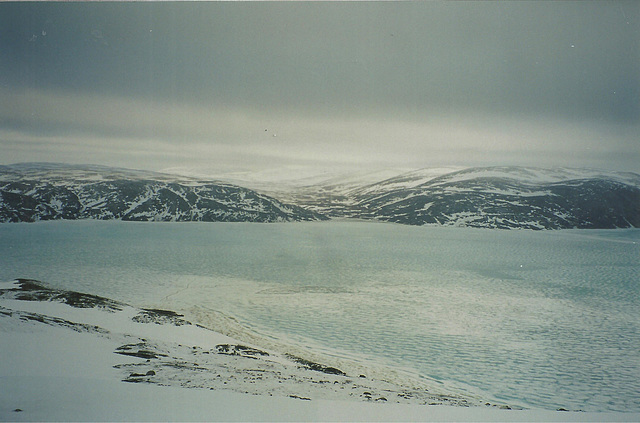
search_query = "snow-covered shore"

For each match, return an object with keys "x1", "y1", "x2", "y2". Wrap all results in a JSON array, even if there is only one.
[{"x1": 1, "y1": 279, "x2": 638, "y2": 422}]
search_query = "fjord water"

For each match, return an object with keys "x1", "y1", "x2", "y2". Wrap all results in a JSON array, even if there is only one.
[{"x1": 1, "y1": 221, "x2": 638, "y2": 412}]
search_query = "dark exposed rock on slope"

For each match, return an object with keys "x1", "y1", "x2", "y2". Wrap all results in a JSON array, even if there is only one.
[
  {"x1": 0, "y1": 163, "x2": 326, "y2": 223},
  {"x1": 0, "y1": 278, "x2": 483, "y2": 408},
  {"x1": 290, "y1": 167, "x2": 640, "y2": 230},
  {"x1": 357, "y1": 175, "x2": 640, "y2": 229},
  {"x1": 2, "y1": 163, "x2": 638, "y2": 229}
]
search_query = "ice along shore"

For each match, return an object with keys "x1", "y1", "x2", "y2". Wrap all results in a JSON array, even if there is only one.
[{"x1": 1, "y1": 279, "x2": 638, "y2": 422}]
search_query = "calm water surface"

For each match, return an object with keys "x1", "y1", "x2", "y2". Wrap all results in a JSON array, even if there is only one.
[{"x1": 1, "y1": 221, "x2": 638, "y2": 412}]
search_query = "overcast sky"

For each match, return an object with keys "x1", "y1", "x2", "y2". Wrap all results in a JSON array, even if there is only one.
[{"x1": 1, "y1": 1, "x2": 638, "y2": 177}]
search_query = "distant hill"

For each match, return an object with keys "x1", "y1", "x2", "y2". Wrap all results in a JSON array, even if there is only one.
[
  {"x1": 289, "y1": 166, "x2": 640, "y2": 229},
  {"x1": 2, "y1": 163, "x2": 639, "y2": 229},
  {"x1": 0, "y1": 163, "x2": 326, "y2": 223}
]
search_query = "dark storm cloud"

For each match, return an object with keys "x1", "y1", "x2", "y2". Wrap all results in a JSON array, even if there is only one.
[
  {"x1": 3, "y1": 1, "x2": 638, "y2": 121},
  {"x1": 0, "y1": 1, "x2": 638, "y2": 172}
]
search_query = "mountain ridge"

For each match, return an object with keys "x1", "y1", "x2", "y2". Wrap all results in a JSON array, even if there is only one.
[
  {"x1": 0, "y1": 163, "x2": 326, "y2": 223},
  {"x1": 285, "y1": 166, "x2": 640, "y2": 229},
  {"x1": 1, "y1": 163, "x2": 639, "y2": 229}
]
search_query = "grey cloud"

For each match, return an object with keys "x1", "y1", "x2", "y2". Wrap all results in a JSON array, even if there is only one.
[
  {"x1": 2, "y1": 2, "x2": 638, "y2": 121},
  {"x1": 0, "y1": 1, "x2": 638, "y2": 173},
  {"x1": 2, "y1": 88, "x2": 637, "y2": 173}
]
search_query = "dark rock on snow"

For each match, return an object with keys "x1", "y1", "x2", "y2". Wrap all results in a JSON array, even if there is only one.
[
  {"x1": 0, "y1": 163, "x2": 326, "y2": 223},
  {"x1": 1, "y1": 163, "x2": 639, "y2": 230}
]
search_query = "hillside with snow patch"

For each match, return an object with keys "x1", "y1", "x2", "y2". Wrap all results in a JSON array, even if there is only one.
[
  {"x1": 2, "y1": 163, "x2": 638, "y2": 229},
  {"x1": 291, "y1": 166, "x2": 640, "y2": 229},
  {"x1": 0, "y1": 163, "x2": 326, "y2": 223}
]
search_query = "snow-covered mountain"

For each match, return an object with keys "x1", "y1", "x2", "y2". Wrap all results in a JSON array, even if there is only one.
[
  {"x1": 291, "y1": 166, "x2": 640, "y2": 229},
  {"x1": 0, "y1": 163, "x2": 326, "y2": 223},
  {"x1": 2, "y1": 163, "x2": 639, "y2": 229},
  {"x1": 282, "y1": 167, "x2": 462, "y2": 217}
]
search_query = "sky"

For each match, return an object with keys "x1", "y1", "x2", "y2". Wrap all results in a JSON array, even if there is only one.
[{"x1": 1, "y1": 1, "x2": 639, "y2": 178}]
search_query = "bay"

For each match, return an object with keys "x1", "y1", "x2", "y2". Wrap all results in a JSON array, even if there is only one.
[{"x1": 1, "y1": 220, "x2": 638, "y2": 412}]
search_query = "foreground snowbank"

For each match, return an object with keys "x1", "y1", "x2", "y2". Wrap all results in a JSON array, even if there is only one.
[{"x1": 1, "y1": 280, "x2": 637, "y2": 422}]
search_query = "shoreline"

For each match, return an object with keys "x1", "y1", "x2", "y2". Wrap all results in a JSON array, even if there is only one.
[
  {"x1": 1, "y1": 279, "x2": 639, "y2": 421},
  {"x1": 175, "y1": 298, "x2": 502, "y2": 409}
]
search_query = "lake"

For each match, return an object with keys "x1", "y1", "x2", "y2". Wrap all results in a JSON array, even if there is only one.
[{"x1": 1, "y1": 220, "x2": 638, "y2": 412}]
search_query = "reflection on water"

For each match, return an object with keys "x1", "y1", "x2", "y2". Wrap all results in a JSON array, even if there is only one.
[{"x1": 1, "y1": 221, "x2": 638, "y2": 412}]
